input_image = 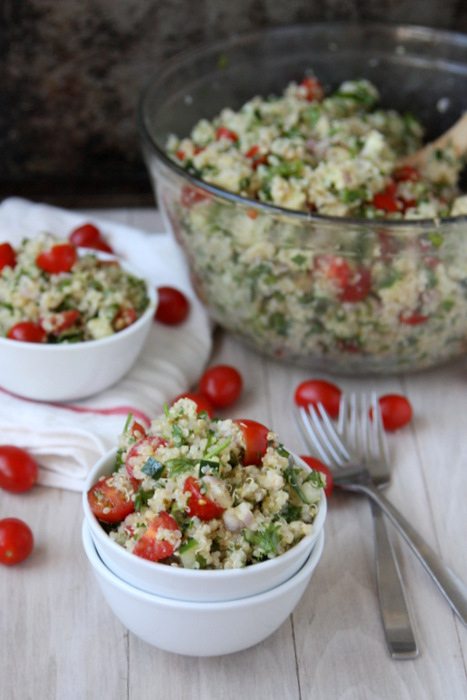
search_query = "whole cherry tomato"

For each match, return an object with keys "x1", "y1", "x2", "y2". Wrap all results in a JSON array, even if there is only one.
[
  {"x1": 183, "y1": 476, "x2": 225, "y2": 520},
  {"x1": 133, "y1": 512, "x2": 180, "y2": 562},
  {"x1": 155, "y1": 286, "x2": 190, "y2": 325},
  {"x1": 300, "y1": 455, "x2": 334, "y2": 499},
  {"x1": 234, "y1": 419, "x2": 270, "y2": 466},
  {"x1": 0, "y1": 445, "x2": 39, "y2": 493},
  {"x1": 372, "y1": 394, "x2": 413, "y2": 432},
  {"x1": 36, "y1": 243, "x2": 77, "y2": 274},
  {"x1": 69, "y1": 223, "x2": 114, "y2": 253},
  {"x1": 171, "y1": 392, "x2": 215, "y2": 418},
  {"x1": 0, "y1": 242, "x2": 16, "y2": 272},
  {"x1": 0, "y1": 518, "x2": 34, "y2": 566},
  {"x1": 198, "y1": 365, "x2": 243, "y2": 409},
  {"x1": 294, "y1": 379, "x2": 342, "y2": 419},
  {"x1": 87, "y1": 475, "x2": 136, "y2": 523},
  {"x1": 7, "y1": 321, "x2": 46, "y2": 343}
]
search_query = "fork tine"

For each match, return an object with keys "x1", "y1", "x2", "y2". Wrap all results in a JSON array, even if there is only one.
[
  {"x1": 314, "y1": 403, "x2": 351, "y2": 464},
  {"x1": 372, "y1": 393, "x2": 390, "y2": 469},
  {"x1": 294, "y1": 406, "x2": 331, "y2": 464}
]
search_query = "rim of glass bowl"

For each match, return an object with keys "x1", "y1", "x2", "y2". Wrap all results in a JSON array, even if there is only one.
[{"x1": 138, "y1": 22, "x2": 467, "y2": 232}]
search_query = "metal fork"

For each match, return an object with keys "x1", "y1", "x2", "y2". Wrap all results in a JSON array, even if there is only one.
[
  {"x1": 296, "y1": 401, "x2": 467, "y2": 629},
  {"x1": 338, "y1": 393, "x2": 418, "y2": 659}
]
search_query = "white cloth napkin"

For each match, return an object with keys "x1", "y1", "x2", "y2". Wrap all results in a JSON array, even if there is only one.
[{"x1": 0, "y1": 197, "x2": 213, "y2": 491}]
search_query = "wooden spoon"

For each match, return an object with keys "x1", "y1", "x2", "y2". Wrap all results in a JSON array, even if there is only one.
[{"x1": 399, "y1": 112, "x2": 467, "y2": 170}]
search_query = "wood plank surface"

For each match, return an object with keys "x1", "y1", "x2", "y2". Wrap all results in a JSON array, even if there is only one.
[{"x1": 1, "y1": 208, "x2": 466, "y2": 700}]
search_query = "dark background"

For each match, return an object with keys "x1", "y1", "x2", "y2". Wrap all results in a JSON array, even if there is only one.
[{"x1": 2, "y1": 0, "x2": 467, "y2": 207}]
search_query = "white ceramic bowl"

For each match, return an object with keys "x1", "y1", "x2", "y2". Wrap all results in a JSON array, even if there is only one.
[
  {"x1": 82, "y1": 519, "x2": 324, "y2": 656},
  {"x1": 83, "y1": 447, "x2": 327, "y2": 601},
  {"x1": 0, "y1": 258, "x2": 157, "y2": 402}
]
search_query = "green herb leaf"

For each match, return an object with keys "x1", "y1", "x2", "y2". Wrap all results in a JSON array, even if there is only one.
[
  {"x1": 244, "y1": 523, "x2": 282, "y2": 556},
  {"x1": 134, "y1": 488, "x2": 155, "y2": 512}
]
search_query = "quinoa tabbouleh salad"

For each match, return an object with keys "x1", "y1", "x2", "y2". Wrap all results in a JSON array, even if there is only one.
[
  {"x1": 0, "y1": 234, "x2": 150, "y2": 343},
  {"x1": 159, "y1": 74, "x2": 467, "y2": 373},
  {"x1": 87, "y1": 398, "x2": 323, "y2": 569}
]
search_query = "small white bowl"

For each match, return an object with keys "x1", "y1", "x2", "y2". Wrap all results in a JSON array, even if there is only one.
[
  {"x1": 82, "y1": 519, "x2": 324, "y2": 656},
  {"x1": 83, "y1": 447, "x2": 327, "y2": 601},
  {"x1": 0, "y1": 259, "x2": 157, "y2": 402}
]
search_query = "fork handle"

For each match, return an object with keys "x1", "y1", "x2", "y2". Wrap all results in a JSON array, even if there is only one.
[
  {"x1": 370, "y1": 502, "x2": 419, "y2": 658},
  {"x1": 348, "y1": 482, "x2": 467, "y2": 628}
]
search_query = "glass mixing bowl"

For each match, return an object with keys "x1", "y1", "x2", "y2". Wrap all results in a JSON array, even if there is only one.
[{"x1": 138, "y1": 23, "x2": 467, "y2": 375}]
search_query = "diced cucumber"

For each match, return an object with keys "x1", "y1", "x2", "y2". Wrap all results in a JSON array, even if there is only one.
[{"x1": 179, "y1": 539, "x2": 199, "y2": 569}]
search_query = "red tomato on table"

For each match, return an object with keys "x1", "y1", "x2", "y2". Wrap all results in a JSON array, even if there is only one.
[
  {"x1": 198, "y1": 365, "x2": 243, "y2": 409},
  {"x1": 0, "y1": 518, "x2": 34, "y2": 566},
  {"x1": 184, "y1": 476, "x2": 225, "y2": 520},
  {"x1": 87, "y1": 476, "x2": 136, "y2": 523},
  {"x1": 372, "y1": 394, "x2": 413, "y2": 432},
  {"x1": 133, "y1": 512, "x2": 180, "y2": 562},
  {"x1": 294, "y1": 379, "x2": 342, "y2": 419},
  {"x1": 155, "y1": 287, "x2": 190, "y2": 325},
  {"x1": 234, "y1": 419, "x2": 270, "y2": 466},
  {"x1": 0, "y1": 445, "x2": 38, "y2": 493}
]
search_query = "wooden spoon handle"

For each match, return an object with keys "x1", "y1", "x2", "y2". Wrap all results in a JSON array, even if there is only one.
[{"x1": 400, "y1": 112, "x2": 467, "y2": 169}]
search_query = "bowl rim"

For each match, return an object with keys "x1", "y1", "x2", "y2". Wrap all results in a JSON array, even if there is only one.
[
  {"x1": 83, "y1": 446, "x2": 327, "y2": 580},
  {"x1": 82, "y1": 518, "x2": 325, "y2": 609},
  {"x1": 0, "y1": 250, "x2": 157, "y2": 351},
  {"x1": 138, "y1": 21, "x2": 467, "y2": 230}
]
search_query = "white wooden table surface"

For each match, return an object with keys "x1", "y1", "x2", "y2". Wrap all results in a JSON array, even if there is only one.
[{"x1": 1, "y1": 208, "x2": 467, "y2": 700}]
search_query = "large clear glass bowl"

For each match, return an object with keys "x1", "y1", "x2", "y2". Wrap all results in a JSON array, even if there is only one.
[{"x1": 138, "y1": 23, "x2": 467, "y2": 375}]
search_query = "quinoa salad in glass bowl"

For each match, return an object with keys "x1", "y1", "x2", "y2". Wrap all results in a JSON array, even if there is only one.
[
  {"x1": 0, "y1": 233, "x2": 150, "y2": 343},
  {"x1": 86, "y1": 398, "x2": 324, "y2": 571}
]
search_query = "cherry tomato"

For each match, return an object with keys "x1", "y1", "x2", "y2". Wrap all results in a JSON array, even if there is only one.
[
  {"x1": 40, "y1": 309, "x2": 80, "y2": 335},
  {"x1": 7, "y1": 321, "x2": 46, "y2": 343},
  {"x1": 0, "y1": 242, "x2": 16, "y2": 272},
  {"x1": 112, "y1": 306, "x2": 136, "y2": 331},
  {"x1": 0, "y1": 518, "x2": 34, "y2": 566},
  {"x1": 372, "y1": 394, "x2": 413, "y2": 432},
  {"x1": 133, "y1": 512, "x2": 180, "y2": 562},
  {"x1": 180, "y1": 186, "x2": 209, "y2": 209},
  {"x1": 87, "y1": 475, "x2": 136, "y2": 523},
  {"x1": 234, "y1": 419, "x2": 270, "y2": 466},
  {"x1": 69, "y1": 223, "x2": 101, "y2": 247},
  {"x1": 399, "y1": 310, "x2": 429, "y2": 325},
  {"x1": 245, "y1": 145, "x2": 268, "y2": 169},
  {"x1": 300, "y1": 76, "x2": 325, "y2": 102},
  {"x1": 155, "y1": 286, "x2": 190, "y2": 325},
  {"x1": 183, "y1": 476, "x2": 225, "y2": 520},
  {"x1": 300, "y1": 455, "x2": 334, "y2": 499},
  {"x1": 125, "y1": 436, "x2": 168, "y2": 480},
  {"x1": 36, "y1": 243, "x2": 77, "y2": 274},
  {"x1": 393, "y1": 165, "x2": 421, "y2": 182},
  {"x1": 198, "y1": 365, "x2": 243, "y2": 409},
  {"x1": 294, "y1": 379, "x2": 342, "y2": 419},
  {"x1": 216, "y1": 126, "x2": 238, "y2": 142},
  {"x1": 373, "y1": 192, "x2": 399, "y2": 213},
  {"x1": 0, "y1": 445, "x2": 39, "y2": 493},
  {"x1": 339, "y1": 266, "x2": 372, "y2": 303},
  {"x1": 131, "y1": 421, "x2": 147, "y2": 439},
  {"x1": 171, "y1": 392, "x2": 215, "y2": 418},
  {"x1": 315, "y1": 255, "x2": 350, "y2": 288}
]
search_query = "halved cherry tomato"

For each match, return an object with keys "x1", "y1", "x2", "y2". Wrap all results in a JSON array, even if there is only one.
[
  {"x1": 0, "y1": 445, "x2": 39, "y2": 493},
  {"x1": 183, "y1": 476, "x2": 225, "y2": 520},
  {"x1": 373, "y1": 191, "x2": 399, "y2": 213},
  {"x1": 40, "y1": 309, "x2": 80, "y2": 335},
  {"x1": 155, "y1": 286, "x2": 190, "y2": 325},
  {"x1": 0, "y1": 243, "x2": 16, "y2": 272},
  {"x1": 133, "y1": 512, "x2": 180, "y2": 562},
  {"x1": 180, "y1": 186, "x2": 209, "y2": 209},
  {"x1": 300, "y1": 455, "x2": 334, "y2": 499},
  {"x1": 198, "y1": 365, "x2": 243, "y2": 409},
  {"x1": 171, "y1": 392, "x2": 215, "y2": 418},
  {"x1": 36, "y1": 243, "x2": 77, "y2": 274},
  {"x1": 69, "y1": 223, "x2": 114, "y2": 254},
  {"x1": 371, "y1": 394, "x2": 413, "y2": 432},
  {"x1": 0, "y1": 518, "x2": 34, "y2": 566},
  {"x1": 315, "y1": 255, "x2": 350, "y2": 289},
  {"x1": 216, "y1": 126, "x2": 238, "y2": 142},
  {"x1": 393, "y1": 165, "x2": 421, "y2": 182},
  {"x1": 245, "y1": 145, "x2": 268, "y2": 169},
  {"x1": 399, "y1": 310, "x2": 429, "y2": 325},
  {"x1": 294, "y1": 379, "x2": 342, "y2": 419},
  {"x1": 125, "y1": 436, "x2": 168, "y2": 479},
  {"x1": 300, "y1": 76, "x2": 325, "y2": 102},
  {"x1": 87, "y1": 475, "x2": 136, "y2": 523},
  {"x1": 339, "y1": 266, "x2": 371, "y2": 303},
  {"x1": 131, "y1": 421, "x2": 147, "y2": 439},
  {"x1": 7, "y1": 322, "x2": 46, "y2": 343},
  {"x1": 112, "y1": 307, "x2": 136, "y2": 331},
  {"x1": 234, "y1": 419, "x2": 270, "y2": 466}
]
